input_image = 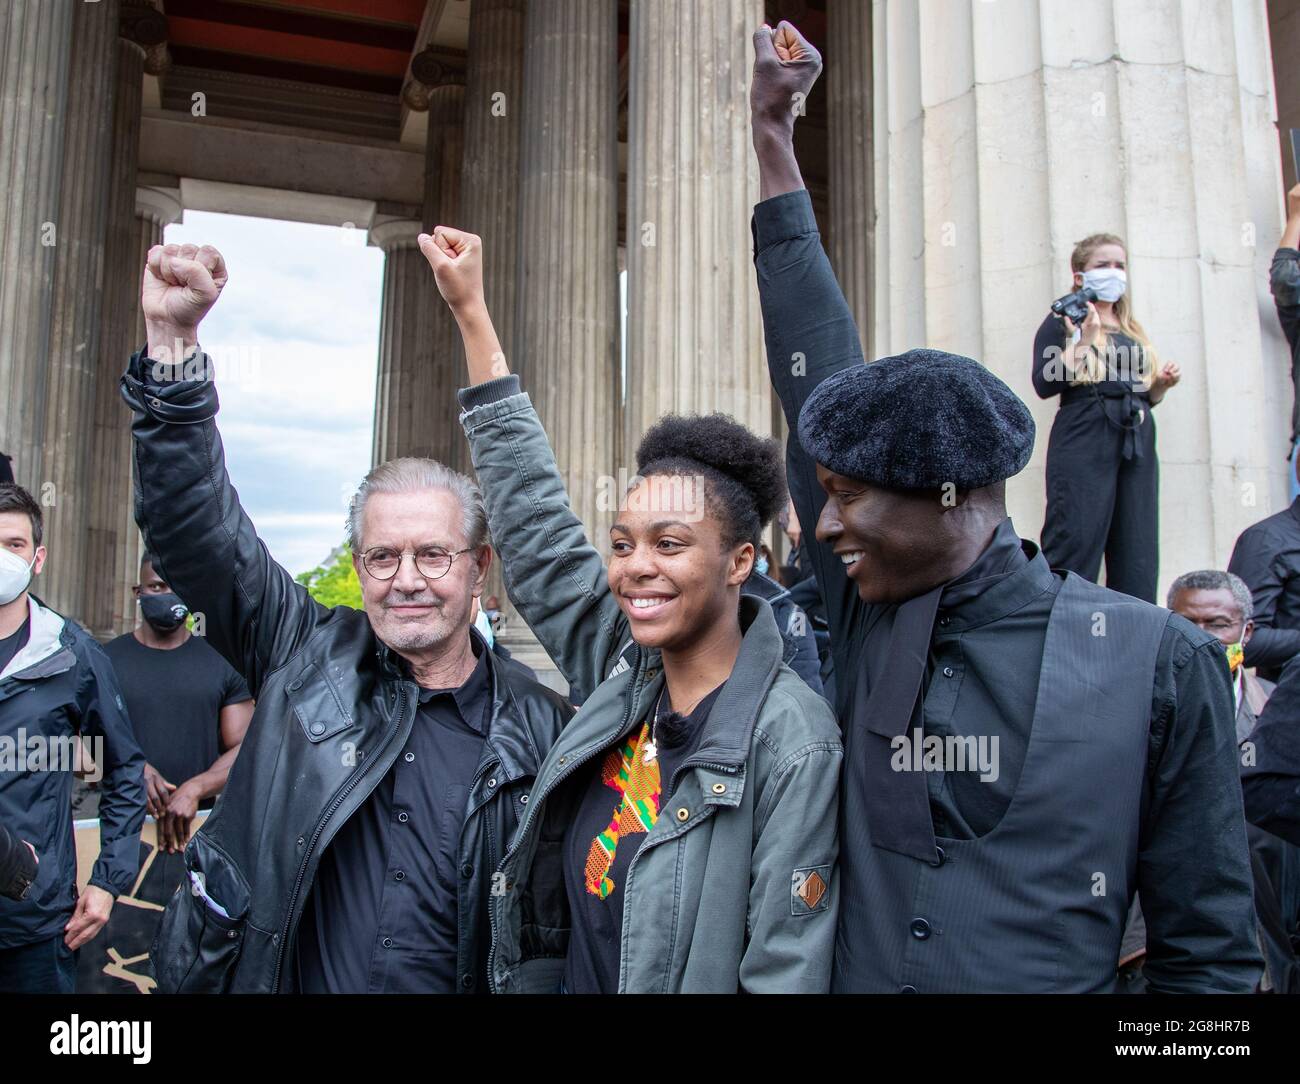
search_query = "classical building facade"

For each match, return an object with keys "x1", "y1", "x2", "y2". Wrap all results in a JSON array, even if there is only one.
[{"x1": 1, "y1": 0, "x2": 1297, "y2": 641}]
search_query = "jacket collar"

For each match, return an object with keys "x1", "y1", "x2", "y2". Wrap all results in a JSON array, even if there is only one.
[
  {"x1": 477, "y1": 629, "x2": 545, "y2": 783},
  {"x1": 741, "y1": 569, "x2": 790, "y2": 608},
  {"x1": 1, "y1": 595, "x2": 73, "y2": 682}
]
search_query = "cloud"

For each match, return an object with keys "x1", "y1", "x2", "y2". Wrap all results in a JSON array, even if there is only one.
[{"x1": 164, "y1": 212, "x2": 382, "y2": 575}]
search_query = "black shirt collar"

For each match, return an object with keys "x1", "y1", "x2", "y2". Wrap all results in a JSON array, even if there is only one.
[
  {"x1": 937, "y1": 518, "x2": 1055, "y2": 632},
  {"x1": 414, "y1": 637, "x2": 492, "y2": 735}
]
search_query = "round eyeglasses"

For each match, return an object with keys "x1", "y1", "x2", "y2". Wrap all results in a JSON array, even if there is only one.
[{"x1": 360, "y1": 546, "x2": 472, "y2": 581}]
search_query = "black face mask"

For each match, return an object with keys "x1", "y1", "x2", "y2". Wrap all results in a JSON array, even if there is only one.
[{"x1": 140, "y1": 592, "x2": 189, "y2": 632}]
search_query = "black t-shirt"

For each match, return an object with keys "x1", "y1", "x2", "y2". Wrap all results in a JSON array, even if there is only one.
[
  {"x1": 561, "y1": 683, "x2": 724, "y2": 994},
  {"x1": 0, "y1": 615, "x2": 31, "y2": 676},
  {"x1": 103, "y1": 633, "x2": 251, "y2": 793}
]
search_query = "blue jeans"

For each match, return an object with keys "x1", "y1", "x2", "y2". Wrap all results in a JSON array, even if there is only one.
[{"x1": 0, "y1": 935, "x2": 78, "y2": 993}]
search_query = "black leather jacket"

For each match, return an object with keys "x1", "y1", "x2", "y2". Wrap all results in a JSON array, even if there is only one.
[{"x1": 121, "y1": 349, "x2": 572, "y2": 993}]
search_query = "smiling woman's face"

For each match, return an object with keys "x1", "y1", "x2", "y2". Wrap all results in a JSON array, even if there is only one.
[{"x1": 607, "y1": 473, "x2": 752, "y2": 653}]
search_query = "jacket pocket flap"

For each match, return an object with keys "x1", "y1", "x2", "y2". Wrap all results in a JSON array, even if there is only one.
[{"x1": 285, "y1": 661, "x2": 354, "y2": 743}]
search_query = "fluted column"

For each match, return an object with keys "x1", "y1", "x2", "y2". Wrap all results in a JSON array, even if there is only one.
[
  {"x1": 827, "y1": 0, "x2": 872, "y2": 358},
  {"x1": 40, "y1": 0, "x2": 122, "y2": 618},
  {"x1": 0, "y1": 0, "x2": 74, "y2": 493},
  {"x1": 374, "y1": 66, "x2": 467, "y2": 471},
  {"x1": 119, "y1": 186, "x2": 182, "y2": 617},
  {"x1": 370, "y1": 219, "x2": 436, "y2": 470},
  {"x1": 872, "y1": 0, "x2": 1292, "y2": 594},
  {"x1": 83, "y1": 24, "x2": 148, "y2": 639},
  {"x1": 458, "y1": 0, "x2": 525, "y2": 390},
  {"x1": 518, "y1": 0, "x2": 619, "y2": 550},
  {"x1": 624, "y1": 0, "x2": 769, "y2": 458}
]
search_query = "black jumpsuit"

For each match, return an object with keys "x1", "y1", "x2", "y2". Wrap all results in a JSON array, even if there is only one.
[{"x1": 1032, "y1": 312, "x2": 1158, "y2": 603}]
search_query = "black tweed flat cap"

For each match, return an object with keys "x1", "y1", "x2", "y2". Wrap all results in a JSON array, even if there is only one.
[{"x1": 797, "y1": 349, "x2": 1035, "y2": 491}]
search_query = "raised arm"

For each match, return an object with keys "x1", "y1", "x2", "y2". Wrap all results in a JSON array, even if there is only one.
[
  {"x1": 420, "y1": 228, "x2": 631, "y2": 700},
  {"x1": 119, "y1": 244, "x2": 330, "y2": 695},
  {"x1": 750, "y1": 22, "x2": 867, "y2": 694}
]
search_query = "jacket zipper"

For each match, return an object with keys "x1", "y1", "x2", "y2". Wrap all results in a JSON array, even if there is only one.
[
  {"x1": 487, "y1": 666, "x2": 646, "y2": 992},
  {"x1": 615, "y1": 758, "x2": 740, "y2": 992},
  {"x1": 270, "y1": 681, "x2": 411, "y2": 992}
]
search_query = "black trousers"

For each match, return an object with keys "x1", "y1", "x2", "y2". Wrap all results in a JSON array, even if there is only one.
[{"x1": 1040, "y1": 397, "x2": 1158, "y2": 604}]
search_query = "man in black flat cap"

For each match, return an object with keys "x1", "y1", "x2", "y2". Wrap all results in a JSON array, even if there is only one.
[{"x1": 749, "y1": 21, "x2": 1261, "y2": 993}]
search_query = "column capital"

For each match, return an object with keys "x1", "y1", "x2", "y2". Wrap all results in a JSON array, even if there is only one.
[
  {"x1": 369, "y1": 216, "x2": 424, "y2": 251},
  {"x1": 120, "y1": 0, "x2": 168, "y2": 73},
  {"x1": 401, "y1": 48, "x2": 467, "y2": 111},
  {"x1": 135, "y1": 185, "x2": 182, "y2": 228}
]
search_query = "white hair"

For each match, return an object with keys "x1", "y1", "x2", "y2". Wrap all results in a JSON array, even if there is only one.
[{"x1": 347, "y1": 458, "x2": 488, "y2": 553}]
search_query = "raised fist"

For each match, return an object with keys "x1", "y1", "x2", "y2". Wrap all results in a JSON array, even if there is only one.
[
  {"x1": 142, "y1": 242, "x2": 227, "y2": 359},
  {"x1": 751, "y1": 20, "x2": 823, "y2": 128},
  {"x1": 419, "y1": 226, "x2": 484, "y2": 312}
]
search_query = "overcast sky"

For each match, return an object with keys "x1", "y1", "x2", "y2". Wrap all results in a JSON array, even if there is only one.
[{"x1": 163, "y1": 211, "x2": 383, "y2": 576}]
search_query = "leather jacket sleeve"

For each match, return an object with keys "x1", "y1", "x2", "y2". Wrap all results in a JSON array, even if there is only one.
[{"x1": 120, "y1": 349, "x2": 330, "y2": 695}]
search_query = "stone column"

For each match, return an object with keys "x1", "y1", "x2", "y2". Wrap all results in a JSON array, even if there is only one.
[
  {"x1": 373, "y1": 64, "x2": 467, "y2": 471},
  {"x1": 370, "y1": 218, "x2": 436, "y2": 468},
  {"x1": 123, "y1": 185, "x2": 183, "y2": 610},
  {"x1": 40, "y1": 0, "x2": 122, "y2": 619},
  {"x1": 0, "y1": 1, "x2": 74, "y2": 493},
  {"x1": 624, "y1": 0, "x2": 770, "y2": 459},
  {"x1": 518, "y1": 0, "x2": 619, "y2": 550},
  {"x1": 827, "y1": 0, "x2": 872, "y2": 358},
  {"x1": 423, "y1": 79, "x2": 469, "y2": 471},
  {"x1": 83, "y1": 11, "x2": 153, "y2": 639},
  {"x1": 871, "y1": 0, "x2": 1292, "y2": 593},
  {"x1": 458, "y1": 0, "x2": 525, "y2": 389}
]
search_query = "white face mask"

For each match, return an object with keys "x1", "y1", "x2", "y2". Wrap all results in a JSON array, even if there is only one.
[
  {"x1": 0, "y1": 548, "x2": 36, "y2": 606},
  {"x1": 1081, "y1": 267, "x2": 1128, "y2": 304}
]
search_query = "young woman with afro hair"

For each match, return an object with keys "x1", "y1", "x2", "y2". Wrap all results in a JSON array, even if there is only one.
[{"x1": 421, "y1": 225, "x2": 842, "y2": 994}]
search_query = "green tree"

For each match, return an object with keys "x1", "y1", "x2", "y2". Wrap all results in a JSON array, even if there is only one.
[{"x1": 296, "y1": 543, "x2": 362, "y2": 609}]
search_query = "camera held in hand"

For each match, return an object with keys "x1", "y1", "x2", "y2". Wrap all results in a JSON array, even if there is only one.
[{"x1": 1051, "y1": 285, "x2": 1098, "y2": 327}]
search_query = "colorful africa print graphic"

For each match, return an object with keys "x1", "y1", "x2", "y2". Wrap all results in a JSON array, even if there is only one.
[{"x1": 583, "y1": 723, "x2": 662, "y2": 899}]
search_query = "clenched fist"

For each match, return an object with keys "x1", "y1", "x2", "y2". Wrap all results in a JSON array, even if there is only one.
[
  {"x1": 750, "y1": 20, "x2": 823, "y2": 129},
  {"x1": 142, "y1": 242, "x2": 227, "y2": 361},
  {"x1": 418, "y1": 226, "x2": 485, "y2": 313}
]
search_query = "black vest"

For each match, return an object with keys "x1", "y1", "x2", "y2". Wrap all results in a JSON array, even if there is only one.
[{"x1": 833, "y1": 573, "x2": 1168, "y2": 992}]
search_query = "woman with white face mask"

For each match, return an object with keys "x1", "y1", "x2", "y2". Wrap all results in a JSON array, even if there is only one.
[{"x1": 1030, "y1": 234, "x2": 1181, "y2": 604}]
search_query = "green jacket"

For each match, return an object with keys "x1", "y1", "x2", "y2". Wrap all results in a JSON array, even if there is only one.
[{"x1": 459, "y1": 376, "x2": 843, "y2": 993}]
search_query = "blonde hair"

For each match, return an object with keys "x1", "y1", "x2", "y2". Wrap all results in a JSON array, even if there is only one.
[{"x1": 1068, "y1": 233, "x2": 1158, "y2": 387}]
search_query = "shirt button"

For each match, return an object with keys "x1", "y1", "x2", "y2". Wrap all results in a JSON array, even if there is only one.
[
  {"x1": 382, "y1": 937, "x2": 393, "y2": 948},
  {"x1": 932, "y1": 846, "x2": 946, "y2": 867},
  {"x1": 938, "y1": 616, "x2": 951, "y2": 627},
  {"x1": 942, "y1": 667, "x2": 955, "y2": 679},
  {"x1": 404, "y1": 751, "x2": 415, "y2": 763},
  {"x1": 397, "y1": 812, "x2": 409, "y2": 824},
  {"x1": 910, "y1": 918, "x2": 932, "y2": 940},
  {"x1": 395, "y1": 871, "x2": 405, "y2": 881},
  {"x1": 460, "y1": 863, "x2": 474, "y2": 878}
]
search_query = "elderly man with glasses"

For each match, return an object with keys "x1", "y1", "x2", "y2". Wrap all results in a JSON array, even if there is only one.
[{"x1": 122, "y1": 242, "x2": 573, "y2": 994}]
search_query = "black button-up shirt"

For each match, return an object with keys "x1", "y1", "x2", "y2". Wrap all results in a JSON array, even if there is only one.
[{"x1": 295, "y1": 646, "x2": 491, "y2": 993}]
